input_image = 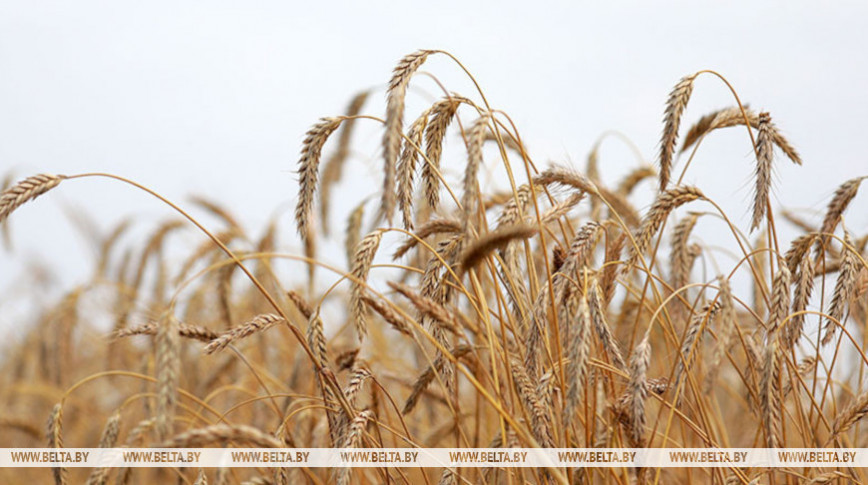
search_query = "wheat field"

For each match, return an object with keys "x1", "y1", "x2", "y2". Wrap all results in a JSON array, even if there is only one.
[{"x1": 1, "y1": 49, "x2": 867, "y2": 484}]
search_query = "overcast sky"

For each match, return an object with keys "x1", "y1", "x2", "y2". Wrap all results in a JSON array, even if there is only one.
[{"x1": 2, "y1": 1, "x2": 868, "y2": 334}]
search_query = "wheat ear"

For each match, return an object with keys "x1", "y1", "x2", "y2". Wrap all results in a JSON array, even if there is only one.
[
  {"x1": 295, "y1": 117, "x2": 343, "y2": 243},
  {"x1": 627, "y1": 336, "x2": 651, "y2": 447},
  {"x1": 457, "y1": 223, "x2": 537, "y2": 273},
  {"x1": 751, "y1": 112, "x2": 775, "y2": 232},
  {"x1": 0, "y1": 173, "x2": 65, "y2": 223},
  {"x1": 204, "y1": 314, "x2": 285, "y2": 354},
  {"x1": 349, "y1": 230, "x2": 384, "y2": 341},
  {"x1": 816, "y1": 176, "x2": 865, "y2": 258},
  {"x1": 155, "y1": 315, "x2": 180, "y2": 442},
  {"x1": 658, "y1": 74, "x2": 697, "y2": 191},
  {"x1": 422, "y1": 96, "x2": 463, "y2": 211},
  {"x1": 46, "y1": 403, "x2": 66, "y2": 485},
  {"x1": 382, "y1": 50, "x2": 433, "y2": 224},
  {"x1": 84, "y1": 411, "x2": 121, "y2": 485},
  {"x1": 161, "y1": 424, "x2": 283, "y2": 448},
  {"x1": 823, "y1": 231, "x2": 859, "y2": 345},
  {"x1": 629, "y1": 186, "x2": 705, "y2": 265},
  {"x1": 397, "y1": 107, "x2": 430, "y2": 230}
]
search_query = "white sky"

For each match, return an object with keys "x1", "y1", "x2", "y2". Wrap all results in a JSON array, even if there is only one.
[{"x1": 2, "y1": 1, "x2": 868, "y2": 334}]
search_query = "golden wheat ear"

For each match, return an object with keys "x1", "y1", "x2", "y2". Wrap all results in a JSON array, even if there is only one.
[
  {"x1": 0, "y1": 173, "x2": 66, "y2": 223},
  {"x1": 295, "y1": 117, "x2": 344, "y2": 242},
  {"x1": 382, "y1": 50, "x2": 434, "y2": 225},
  {"x1": 658, "y1": 74, "x2": 697, "y2": 191}
]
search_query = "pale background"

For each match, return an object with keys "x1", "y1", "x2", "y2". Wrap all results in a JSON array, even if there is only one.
[{"x1": 2, "y1": 1, "x2": 867, "y2": 336}]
